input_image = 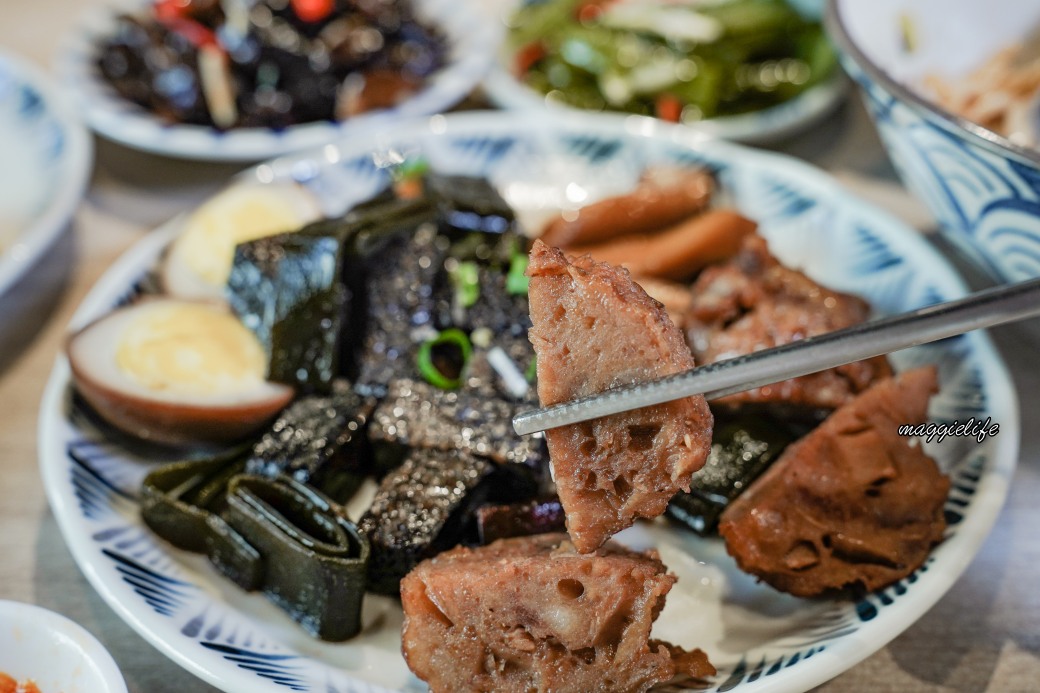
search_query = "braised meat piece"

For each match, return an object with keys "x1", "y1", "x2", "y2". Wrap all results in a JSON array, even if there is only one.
[
  {"x1": 400, "y1": 533, "x2": 715, "y2": 693},
  {"x1": 527, "y1": 241, "x2": 713, "y2": 554},
  {"x1": 719, "y1": 367, "x2": 949, "y2": 596},
  {"x1": 685, "y1": 233, "x2": 893, "y2": 410}
]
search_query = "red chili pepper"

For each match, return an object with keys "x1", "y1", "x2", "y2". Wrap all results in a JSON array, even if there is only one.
[
  {"x1": 655, "y1": 94, "x2": 684, "y2": 123},
  {"x1": 514, "y1": 41, "x2": 547, "y2": 76},
  {"x1": 153, "y1": 0, "x2": 190, "y2": 23},
  {"x1": 291, "y1": 0, "x2": 336, "y2": 23},
  {"x1": 157, "y1": 16, "x2": 219, "y2": 48},
  {"x1": 575, "y1": 1, "x2": 605, "y2": 23}
]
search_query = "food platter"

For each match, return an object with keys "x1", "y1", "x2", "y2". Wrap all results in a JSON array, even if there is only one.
[
  {"x1": 481, "y1": 0, "x2": 848, "y2": 144},
  {"x1": 39, "y1": 111, "x2": 1018, "y2": 692},
  {"x1": 57, "y1": 0, "x2": 499, "y2": 161},
  {"x1": 0, "y1": 51, "x2": 92, "y2": 296}
]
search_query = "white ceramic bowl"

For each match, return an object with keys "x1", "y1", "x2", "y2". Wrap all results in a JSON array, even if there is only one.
[
  {"x1": 827, "y1": 0, "x2": 1040, "y2": 282},
  {"x1": 0, "y1": 601, "x2": 127, "y2": 693}
]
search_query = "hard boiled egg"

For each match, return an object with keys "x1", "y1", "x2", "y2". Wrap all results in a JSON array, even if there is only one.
[
  {"x1": 67, "y1": 298, "x2": 294, "y2": 446},
  {"x1": 161, "y1": 181, "x2": 322, "y2": 301}
]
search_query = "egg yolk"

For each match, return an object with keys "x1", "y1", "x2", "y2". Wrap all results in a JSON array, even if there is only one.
[
  {"x1": 176, "y1": 186, "x2": 312, "y2": 287},
  {"x1": 116, "y1": 304, "x2": 267, "y2": 395}
]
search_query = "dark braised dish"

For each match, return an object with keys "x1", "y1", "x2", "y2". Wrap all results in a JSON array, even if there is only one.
[{"x1": 96, "y1": 0, "x2": 448, "y2": 129}]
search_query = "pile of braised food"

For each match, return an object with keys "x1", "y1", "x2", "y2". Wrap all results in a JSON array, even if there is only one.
[
  {"x1": 66, "y1": 162, "x2": 949, "y2": 692},
  {"x1": 505, "y1": 0, "x2": 836, "y2": 121},
  {"x1": 96, "y1": 0, "x2": 448, "y2": 129}
]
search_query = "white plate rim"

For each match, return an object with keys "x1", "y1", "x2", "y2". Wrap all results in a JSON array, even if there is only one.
[
  {"x1": 39, "y1": 111, "x2": 1020, "y2": 693},
  {"x1": 0, "y1": 51, "x2": 93, "y2": 296}
]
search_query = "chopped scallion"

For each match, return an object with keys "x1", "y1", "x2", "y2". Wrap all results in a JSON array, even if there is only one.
[
  {"x1": 450, "y1": 261, "x2": 480, "y2": 308},
  {"x1": 507, "y1": 253, "x2": 530, "y2": 295},
  {"x1": 416, "y1": 328, "x2": 472, "y2": 390}
]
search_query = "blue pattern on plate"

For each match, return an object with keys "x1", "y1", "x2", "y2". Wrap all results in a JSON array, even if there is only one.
[
  {"x1": 200, "y1": 643, "x2": 308, "y2": 691},
  {"x1": 0, "y1": 58, "x2": 69, "y2": 204},
  {"x1": 843, "y1": 59, "x2": 1040, "y2": 282},
  {"x1": 45, "y1": 118, "x2": 1013, "y2": 693}
]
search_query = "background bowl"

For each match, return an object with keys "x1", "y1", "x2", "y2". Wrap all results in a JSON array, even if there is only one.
[
  {"x1": 59, "y1": 0, "x2": 499, "y2": 161},
  {"x1": 826, "y1": 0, "x2": 1040, "y2": 283},
  {"x1": 0, "y1": 601, "x2": 127, "y2": 693},
  {"x1": 0, "y1": 51, "x2": 92, "y2": 296},
  {"x1": 483, "y1": 0, "x2": 847, "y2": 144}
]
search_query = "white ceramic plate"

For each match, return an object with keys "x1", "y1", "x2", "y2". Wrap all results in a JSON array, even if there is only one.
[
  {"x1": 481, "y1": 0, "x2": 848, "y2": 144},
  {"x1": 0, "y1": 600, "x2": 128, "y2": 693},
  {"x1": 0, "y1": 52, "x2": 92, "y2": 296},
  {"x1": 40, "y1": 112, "x2": 1018, "y2": 693},
  {"x1": 57, "y1": 0, "x2": 500, "y2": 161}
]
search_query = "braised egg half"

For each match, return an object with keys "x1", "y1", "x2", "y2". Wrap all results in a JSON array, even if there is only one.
[
  {"x1": 67, "y1": 298, "x2": 294, "y2": 446},
  {"x1": 161, "y1": 181, "x2": 322, "y2": 301}
]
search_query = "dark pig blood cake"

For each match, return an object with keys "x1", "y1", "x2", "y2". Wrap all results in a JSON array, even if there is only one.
[
  {"x1": 719, "y1": 367, "x2": 950, "y2": 596},
  {"x1": 400, "y1": 533, "x2": 714, "y2": 693},
  {"x1": 685, "y1": 233, "x2": 893, "y2": 411},
  {"x1": 527, "y1": 241, "x2": 713, "y2": 553}
]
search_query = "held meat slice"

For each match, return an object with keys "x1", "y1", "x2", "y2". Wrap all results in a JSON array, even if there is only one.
[
  {"x1": 527, "y1": 241, "x2": 713, "y2": 554},
  {"x1": 400, "y1": 533, "x2": 715, "y2": 693},
  {"x1": 719, "y1": 367, "x2": 949, "y2": 596},
  {"x1": 685, "y1": 233, "x2": 893, "y2": 410}
]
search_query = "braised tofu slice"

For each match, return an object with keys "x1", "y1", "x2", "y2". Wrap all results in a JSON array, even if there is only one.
[
  {"x1": 401, "y1": 533, "x2": 714, "y2": 693},
  {"x1": 719, "y1": 367, "x2": 949, "y2": 596},
  {"x1": 527, "y1": 241, "x2": 713, "y2": 554}
]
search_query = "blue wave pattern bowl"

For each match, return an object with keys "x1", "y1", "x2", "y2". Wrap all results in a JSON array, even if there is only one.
[{"x1": 827, "y1": 0, "x2": 1040, "y2": 282}]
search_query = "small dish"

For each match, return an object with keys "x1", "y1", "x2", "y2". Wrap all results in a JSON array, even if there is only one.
[
  {"x1": 57, "y1": 0, "x2": 500, "y2": 161},
  {"x1": 0, "y1": 600, "x2": 127, "y2": 693},
  {"x1": 482, "y1": 0, "x2": 848, "y2": 144},
  {"x1": 0, "y1": 52, "x2": 92, "y2": 296}
]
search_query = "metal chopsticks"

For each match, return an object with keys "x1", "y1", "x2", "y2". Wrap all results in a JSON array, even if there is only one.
[{"x1": 512, "y1": 276, "x2": 1040, "y2": 436}]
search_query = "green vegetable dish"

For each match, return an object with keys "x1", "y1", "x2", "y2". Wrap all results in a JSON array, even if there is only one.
[{"x1": 506, "y1": 0, "x2": 836, "y2": 121}]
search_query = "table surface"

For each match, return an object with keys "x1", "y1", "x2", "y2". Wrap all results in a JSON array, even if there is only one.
[{"x1": 2, "y1": 3, "x2": 1039, "y2": 692}]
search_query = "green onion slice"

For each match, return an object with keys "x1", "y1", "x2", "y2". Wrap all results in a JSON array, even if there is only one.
[
  {"x1": 450, "y1": 260, "x2": 481, "y2": 308},
  {"x1": 507, "y1": 252, "x2": 530, "y2": 295},
  {"x1": 416, "y1": 328, "x2": 473, "y2": 390}
]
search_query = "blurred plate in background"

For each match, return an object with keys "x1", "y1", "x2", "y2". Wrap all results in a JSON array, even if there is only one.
[
  {"x1": 0, "y1": 600, "x2": 127, "y2": 693},
  {"x1": 58, "y1": 0, "x2": 500, "y2": 161},
  {"x1": 482, "y1": 0, "x2": 848, "y2": 144},
  {"x1": 0, "y1": 52, "x2": 92, "y2": 297}
]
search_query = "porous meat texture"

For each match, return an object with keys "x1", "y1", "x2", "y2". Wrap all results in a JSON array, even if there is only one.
[
  {"x1": 400, "y1": 533, "x2": 715, "y2": 693},
  {"x1": 719, "y1": 367, "x2": 949, "y2": 597},
  {"x1": 527, "y1": 241, "x2": 713, "y2": 554},
  {"x1": 685, "y1": 233, "x2": 893, "y2": 410}
]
